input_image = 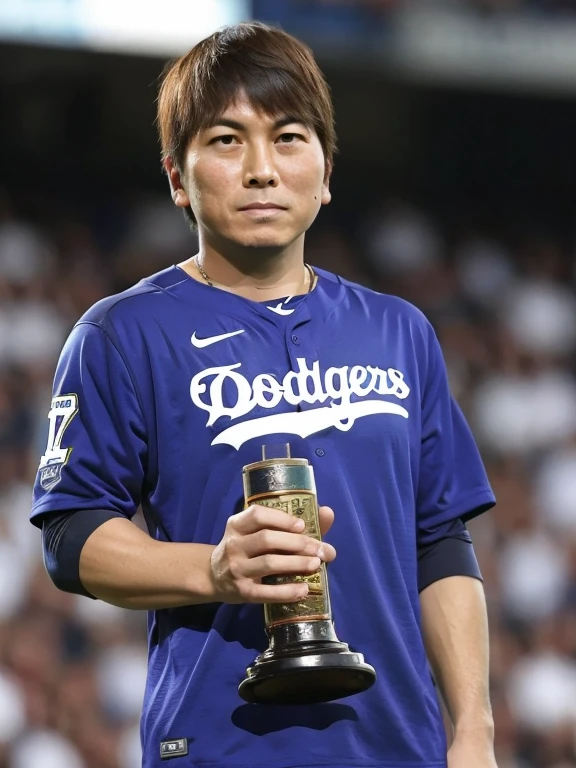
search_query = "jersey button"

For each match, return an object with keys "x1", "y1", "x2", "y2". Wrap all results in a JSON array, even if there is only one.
[
  {"x1": 315, "y1": 448, "x2": 325, "y2": 457},
  {"x1": 291, "y1": 334, "x2": 300, "y2": 345}
]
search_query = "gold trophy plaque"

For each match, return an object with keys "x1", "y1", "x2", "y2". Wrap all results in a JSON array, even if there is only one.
[{"x1": 237, "y1": 445, "x2": 376, "y2": 705}]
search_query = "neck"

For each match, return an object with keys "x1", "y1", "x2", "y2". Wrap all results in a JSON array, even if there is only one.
[{"x1": 179, "y1": 232, "x2": 311, "y2": 302}]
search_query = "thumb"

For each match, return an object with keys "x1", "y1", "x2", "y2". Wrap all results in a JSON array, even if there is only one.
[{"x1": 318, "y1": 505, "x2": 334, "y2": 538}]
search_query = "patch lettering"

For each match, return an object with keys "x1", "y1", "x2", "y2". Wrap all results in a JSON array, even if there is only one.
[{"x1": 160, "y1": 738, "x2": 188, "y2": 759}]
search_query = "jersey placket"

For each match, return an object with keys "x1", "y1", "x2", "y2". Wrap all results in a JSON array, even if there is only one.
[
  {"x1": 283, "y1": 301, "x2": 316, "y2": 410},
  {"x1": 282, "y1": 304, "x2": 329, "y2": 460}
]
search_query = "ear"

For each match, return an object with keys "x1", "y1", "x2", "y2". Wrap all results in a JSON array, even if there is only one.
[
  {"x1": 163, "y1": 156, "x2": 191, "y2": 209},
  {"x1": 321, "y1": 160, "x2": 332, "y2": 206}
]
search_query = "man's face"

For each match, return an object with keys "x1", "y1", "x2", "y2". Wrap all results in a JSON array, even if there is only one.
[{"x1": 168, "y1": 95, "x2": 331, "y2": 250}]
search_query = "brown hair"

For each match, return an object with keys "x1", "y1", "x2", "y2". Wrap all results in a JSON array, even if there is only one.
[{"x1": 157, "y1": 22, "x2": 336, "y2": 224}]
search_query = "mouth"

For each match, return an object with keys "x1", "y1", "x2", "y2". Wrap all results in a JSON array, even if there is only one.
[{"x1": 238, "y1": 203, "x2": 287, "y2": 211}]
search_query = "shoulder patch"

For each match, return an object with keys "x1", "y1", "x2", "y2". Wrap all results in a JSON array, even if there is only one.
[{"x1": 38, "y1": 394, "x2": 78, "y2": 491}]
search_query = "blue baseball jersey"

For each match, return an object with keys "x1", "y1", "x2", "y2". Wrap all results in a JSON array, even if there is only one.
[{"x1": 31, "y1": 265, "x2": 494, "y2": 768}]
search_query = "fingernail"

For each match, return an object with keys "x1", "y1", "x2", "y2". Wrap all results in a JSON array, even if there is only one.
[{"x1": 317, "y1": 545, "x2": 325, "y2": 559}]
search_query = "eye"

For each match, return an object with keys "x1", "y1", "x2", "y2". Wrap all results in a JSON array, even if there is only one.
[
  {"x1": 210, "y1": 134, "x2": 238, "y2": 145},
  {"x1": 277, "y1": 133, "x2": 303, "y2": 144}
]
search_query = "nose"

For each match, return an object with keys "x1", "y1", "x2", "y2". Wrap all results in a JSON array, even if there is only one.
[{"x1": 242, "y1": 141, "x2": 279, "y2": 188}]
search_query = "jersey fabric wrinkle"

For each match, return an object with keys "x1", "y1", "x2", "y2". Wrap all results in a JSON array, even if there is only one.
[{"x1": 31, "y1": 265, "x2": 495, "y2": 768}]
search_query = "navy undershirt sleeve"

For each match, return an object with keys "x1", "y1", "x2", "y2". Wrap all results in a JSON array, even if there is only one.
[
  {"x1": 417, "y1": 517, "x2": 482, "y2": 593},
  {"x1": 44, "y1": 509, "x2": 481, "y2": 599},
  {"x1": 42, "y1": 509, "x2": 125, "y2": 598}
]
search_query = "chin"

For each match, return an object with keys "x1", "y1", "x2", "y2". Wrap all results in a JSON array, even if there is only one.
[
  {"x1": 240, "y1": 236, "x2": 292, "y2": 250},
  {"x1": 232, "y1": 227, "x2": 297, "y2": 250}
]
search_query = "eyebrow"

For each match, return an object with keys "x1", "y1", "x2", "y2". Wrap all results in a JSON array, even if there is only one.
[{"x1": 209, "y1": 116, "x2": 306, "y2": 131}]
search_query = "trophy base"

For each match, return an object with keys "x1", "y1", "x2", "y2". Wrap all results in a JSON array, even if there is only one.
[{"x1": 238, "y1": 620, "x2": 376, "y2": 705}]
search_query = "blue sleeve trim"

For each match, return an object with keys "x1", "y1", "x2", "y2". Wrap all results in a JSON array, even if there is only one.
[
  {"x1": 458, "y1": 489, "x2": 496, "y2": 523},
  {"x1": 42, "y1": 508, "x2": 125, "y2": 598},
  {"x1": 31, "y1": 497, "x2": 130, "y2": 528},
  {"x1": 440, "y1": 488, "x2": 496, "y2": 526},
  {"x1": 417, "y1": 489, "x2": 494, "y2": 547}
]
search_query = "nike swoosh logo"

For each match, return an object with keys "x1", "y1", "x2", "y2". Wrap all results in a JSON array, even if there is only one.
[
  {"x1": 267, "y1": 296, "x2": 295, "y2": 316},
  {"x1": 191, "y1": 329, "x2": 245, "y2": 348}
]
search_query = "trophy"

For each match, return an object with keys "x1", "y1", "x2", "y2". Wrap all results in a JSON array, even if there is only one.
[{"x1": 238, "y1": 444, "x2": 376, "y2": 705}]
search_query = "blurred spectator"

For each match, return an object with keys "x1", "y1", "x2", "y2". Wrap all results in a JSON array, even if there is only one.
[
  {"x1": 456, "y1": 237, "x2": 516, "y2": 310},
  {"x1": 507, "y1": 617, "x2": 576, "y2": 732},
  {"x1": 500, "y1": 279, "x2": 576, "y2": 358},
  {"x1": 0, "y1": 208, "x2": 55, "y2": 288},
  {"x1": 9, "y1": 729, "x2": 85, "y2": 768},
  {"x1": 364, "y1": 202, "x2": 442, "y2": 277},
  {"x1": 472, "y1": 366, "x2": 576, "y2": 457},
  {"x1": 535, "y1": 443, "x2": 576, "y2": 534},
  {"x1": 498, "y1": 522, "x2": 569, "y2": 622},
  {"x1": 0, "y1": 670, "x2": 26, "y2": 743}
]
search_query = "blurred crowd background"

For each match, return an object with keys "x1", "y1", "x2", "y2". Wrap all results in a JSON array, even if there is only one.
[{"x1": 2, "y1": 0, "x2": 576, "y2": 766}]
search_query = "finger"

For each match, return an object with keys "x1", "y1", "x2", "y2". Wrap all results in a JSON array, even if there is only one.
[
  {"x1": 318, "y1": 505, "x2": 334, "y2": 537},
  {"x1": 230, "y1": 505, "x2": 306, "y2": 536},
  {"x1": 243, "y1": 553, "x2": 322, "y2": 579},
  {"x1": 318, "y1": 541, "x2": 336, "y2": 563},
  {"x1": 241, "y1": 529, "x2": 323, "y2": 559},
  {"x1": 243, "y1": 581, "x2": 309, "y2": 604}
]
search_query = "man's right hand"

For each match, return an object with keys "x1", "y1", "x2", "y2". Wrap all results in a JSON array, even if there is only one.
[{"x1": 210, "y1": 504, "x2": 336, "y2": 604}]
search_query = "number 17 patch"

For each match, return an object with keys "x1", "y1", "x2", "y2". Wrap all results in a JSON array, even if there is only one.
[{"x1": 38, "y1": 394, "x2": 79, "y2": 491}]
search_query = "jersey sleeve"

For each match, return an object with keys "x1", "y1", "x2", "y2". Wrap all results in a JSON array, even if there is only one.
[
  {"x1": 416, "y1": 322, "x2": 495, "y2": 545},
  {"x1": 31, "y1": 321, "x2": 147, "y2": 527}
]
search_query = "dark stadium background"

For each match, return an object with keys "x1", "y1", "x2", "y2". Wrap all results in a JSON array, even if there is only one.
[{"x1": 1, "y1": 2, "x2": 576, "y2": 766}]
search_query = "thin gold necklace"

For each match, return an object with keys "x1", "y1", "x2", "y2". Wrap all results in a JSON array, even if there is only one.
[{"x1": 193, "y1": 256, "x2": 316, "y2": 294}]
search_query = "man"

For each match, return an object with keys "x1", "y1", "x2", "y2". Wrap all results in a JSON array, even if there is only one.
[{"x1": 32, "y1": 22, "x2": 497, "y2": 768}]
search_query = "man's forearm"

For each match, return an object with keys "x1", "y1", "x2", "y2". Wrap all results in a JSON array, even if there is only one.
[
  {"x1": 79, "y1": 517, "x2": 218, "y2": 609},
  {"x1": 419, "y1": 575, "x2": 494, "y2": 742}
]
